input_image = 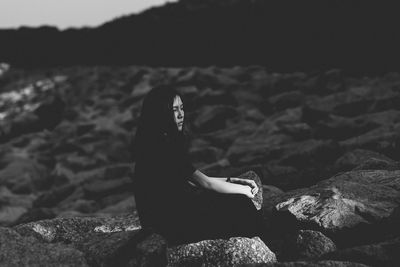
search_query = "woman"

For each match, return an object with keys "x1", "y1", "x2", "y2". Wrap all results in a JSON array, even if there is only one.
[{"x1": 133, "y1": 85, "x2": 266, "y2": 245}]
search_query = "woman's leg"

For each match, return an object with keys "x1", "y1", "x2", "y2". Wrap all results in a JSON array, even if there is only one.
[
  {"x1": 194, "y1": 192, "x2": 266, "y2": 240},
  {"x1": 164, "y1": 192, "x2": 270, "y2": 245}
]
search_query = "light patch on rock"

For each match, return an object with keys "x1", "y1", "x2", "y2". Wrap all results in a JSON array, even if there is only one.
[
  {"x1": 0, "y1": 62, "x2": 10, "y2": 76},
  {"x1": 167, "y1": 236, "x2": 276, "y2": 266},
  {"x1": 94, "y1": 224, "x2": 141, "y2": 233},
  {"x1": 32, "y1": 224, "x2": 56, "y2": 242},
  {"x1": 276, "y1": 187, "x2": 370, "y2": 230}
]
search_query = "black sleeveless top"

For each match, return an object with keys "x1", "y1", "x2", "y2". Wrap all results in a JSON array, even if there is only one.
[{"x1": 133, "y1": 134, "x2": 196, "y2": 229}]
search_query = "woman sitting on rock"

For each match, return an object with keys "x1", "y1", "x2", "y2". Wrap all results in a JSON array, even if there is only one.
[{"x1": 132, "y1": 85, "x2": 267, "y2": 245}]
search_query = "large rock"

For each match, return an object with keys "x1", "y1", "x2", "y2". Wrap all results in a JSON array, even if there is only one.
[
  {"x1": 193, "y1": 105, "x2": 238, "y2": 133},
  {"x1": 227, "y1": 134, "x2": 292, "y2": 166},
  {"x1": 205, "y1": 120, "x2": 262, "y2": 149},
  {"x1": 0, "y1": 227, "x2": 89, "y2": 266},
  {"x1": 0, "y1": 186, "x2": 35, "y2": 226},
  {"x1": 0, "y1": 78, "x2": 66, "y2": 142},
  {"x1": 0, "y1": 157, "x2": 49, "y2": 193},
  {"x1": 76, "y1": 229, "x2": 167, "y2": 267},
  {"x1": 353, "y1": 158, "x2": 400, "y2": 171},
  {"x1": 274, "y1": 170, "x2": 400, "y2": 246},
  {"x1": 249, "y1": 260, "x2": 370, "y2": 266},
  {"x1": 281, "y1": 230, "x2": 337, "y2": 261},
  {"x1": 322, "y1": 237, "x2": 400, "y2": 267},
  {"x1": 333, "y1": 149, "x2": 394, "y2": 173},
  {"x1": 194, "y1": 88, "x2": 238, "y2": 107},
  {"x1": 339, "y1": 123, "x2": 400, "y2": 160},
  {"x1": 13, "y1": 214, "x2": 169, "y2": 266},
  {"x1": 33, "y1": 183, "x2": 77, "y2": 208},
  {"x1": 83, "y1": 176, "x2": 133, "y2": 200},
  {"x1": 277, "y1": 139, "x2": 342, "y2": 168},
  {"x1": 313, "y1": 114, "x2": 378, "y2": 141},
  {"x1": 14, "y1": 213, "x2": 141, "y2": 243},
  {"x1": 303, "y1": 85, "x2": 400, "y2": 118},
  {"x1": 167, "y1": 236, "x2": 277, "y2": 266},
  {"x1": 268, "y1": 90, "x2": 305, "y2": 111}
]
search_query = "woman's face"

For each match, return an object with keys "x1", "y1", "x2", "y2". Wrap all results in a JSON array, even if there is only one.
[{"x1": 172, "y1": 95, "x2": 184, "y2": 131}]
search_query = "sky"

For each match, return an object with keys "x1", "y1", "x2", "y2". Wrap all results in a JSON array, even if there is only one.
[{"x1": 0, "y1": 0, "x2": 177, "y2": 30}]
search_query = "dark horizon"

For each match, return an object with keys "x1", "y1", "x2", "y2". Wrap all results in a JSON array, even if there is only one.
[{"x1": 1, "y1": 0, "x2": 399, "y2": 75}]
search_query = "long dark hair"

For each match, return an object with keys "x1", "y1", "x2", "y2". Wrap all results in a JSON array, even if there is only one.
[{"x1": 132, "y1": 85, "x2": 188, "y2": 161}]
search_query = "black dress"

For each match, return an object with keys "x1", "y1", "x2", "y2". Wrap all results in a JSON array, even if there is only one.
[{"x1": 133, "y1": 134, "x2": 265, "y2": 245}]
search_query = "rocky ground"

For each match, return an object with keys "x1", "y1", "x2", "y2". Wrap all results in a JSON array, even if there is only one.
[{"x1": 0, "y1": 65, "x2": 399, "y2": 266}]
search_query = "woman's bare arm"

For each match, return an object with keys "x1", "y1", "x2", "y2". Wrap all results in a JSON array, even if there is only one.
[
  {"x1": 189, "y1": 176, "x2": 258, "y2": 195},
  {"x1": 188, "y1": 170, "x2": 256, "y2": 198}
]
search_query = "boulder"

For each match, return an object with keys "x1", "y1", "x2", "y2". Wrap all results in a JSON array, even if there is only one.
[
  {"x1": 76, "y1": 229, "x2": 167, "y2": 267},
  {"x1": 96, "y1": 195, "x2": 136, "y2": 215},
  {"x1": 262, "y1": 163, "x2": 301, "y2": 190},
  {"x1": 0, "y1": 186, "x2": 35, "y2": 226},
  {"x1": 303, "y1": 85, "x2": 400, "y2": 118},
  {"x1": 0, "y1": 157, "x2": 49, "y2": 193},
  {"x1": 268, "y1": 90, "x2": 305, "y2": 111},
  {"x1": 313, "y1": 114, "x2": 378, "y2": 141},
  {"x1": 274, "y1": 170, "x2": 400, "y2": 246},
  {"x1": 12, "y1": 207, "x2": 56, "y2": 226},
  {"x1": 0, "y1": 83, "x2": 66, "y2": 142},
  {"x1": 193, "y1": 105, "x2": 238, "y2": 133},
  {"x1": 358, "y1": 109, "x2": 400, "y2": 127},
  {"x1": 333, "y1": 149, "x2": 394, "y2": 173},
  {"x1": 281, "y1": 230, "x2": 337, "y2": 261},
  {"x1": 167, "y1": 236, "x2": 276, "y2": 266},
  {"x1": 0, "y1": 227, "x2": 88, "y2": 266},
  {"x1": 339, "y1": 123, "x2": 400, "y2": 160},
  {"x1": 277, "y1": 139, "x2": 342, "y2": 168},
  {"x1": 195, "y1": 88, "x2": 238, "y2": 107},
  {"x1": 14, "y1": 213, "x2": 141, "y2": 243},
  {"x1": 322, "y1": 237, "x2": 400, "y2": 267},
  {"x1": 227, "y1": 134, "x2": 292, "y2": 166},
  {"x1": 205, "y1": 120, "x2": 259, "y2": 149},
  {"x1": 248, "y1": 260, "x2": 370, "y2": 266},
  {"x1": 12, "y1": 214, "x2": 169, "y2": 266},
  {"x1": 83, "y1": 176, "x2": 133, "y2": 200},
  {"x1": 353, "y1": 158, "x2": 400, "y2": 171},
  {"x1": 0, "y1": 62, "x2": 10, "y2": 77},
  {"x1": 33, "y1": 183, "x2": 77, "y2": 208}
]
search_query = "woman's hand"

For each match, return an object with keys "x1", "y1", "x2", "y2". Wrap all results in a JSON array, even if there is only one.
[
  {"x1": 242, "y1": 185, "x2": 256, "y2": 199},
  {"x1": 230, "y1": 178, "x2": 259, "y2": 196}
]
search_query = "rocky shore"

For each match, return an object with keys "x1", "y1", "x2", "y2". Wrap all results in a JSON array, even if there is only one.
[{"x1": 0, "y1": 65, "x2": 399, "y2": 266}]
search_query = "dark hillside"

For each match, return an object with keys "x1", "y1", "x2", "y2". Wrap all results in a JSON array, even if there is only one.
[{"x1": 0, "y1": 0, "x2": 399, "y2": 73}]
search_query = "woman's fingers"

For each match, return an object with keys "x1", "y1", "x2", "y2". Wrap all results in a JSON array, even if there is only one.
[
  {"x1": 244, "y1": 185, "x2": 255, "y2": 199},
  {"x1": 251, "y1": 186, "x2": 258, "y2": 195},
  {"x1": 234, "y1": 178, "x2": 258, "y2": 192}
]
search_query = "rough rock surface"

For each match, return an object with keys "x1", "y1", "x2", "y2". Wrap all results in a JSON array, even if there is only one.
[
  {"x1": 12, "y1": 214, "x2": 169, "y2": 267},
  {"x1": 274, "y1": 170, "x2": 400, "y2": 246},
  {"x1": 2, "y1": 66, "x2": 400, "y2": 266},
  {"x1": 322, "y1": 237, "x2": 400, "y2": 267},
  {"x1": 333, "y1": 149, "x2": 394, "y2": 173},
  {"x1": 0, "y1": 226, "x2": 89, "y2": 266},
  {"x1": 167, "y1": 236, "x2": 276, "y2": 266},
  {"x1": 281, "y1": 230, "x2": 337, "y2": 261},
  {"x1": 14, "y1": 213, "x2": 141, "y2": 243},
  {"x1": 0, "y1": 186, "x2": 35, "y2": 225},
  {"x1": 246, "y1": 260, "x2": 370, "y2": 266}
]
